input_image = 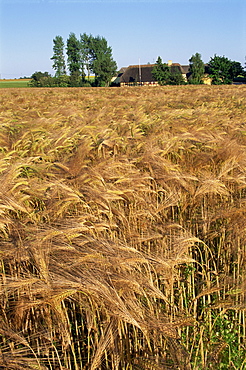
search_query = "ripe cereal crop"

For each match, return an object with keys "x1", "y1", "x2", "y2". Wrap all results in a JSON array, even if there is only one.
[{"x1": 0, "y1": 85, "x2": 245, "y2": 369}]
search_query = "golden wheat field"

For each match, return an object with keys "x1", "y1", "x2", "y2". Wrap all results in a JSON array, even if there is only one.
[{"x1": 0, "y1": 85, "x2": 245, "y2": 370}]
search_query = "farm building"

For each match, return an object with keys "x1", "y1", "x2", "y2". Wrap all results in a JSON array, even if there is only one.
[{"x1": 114, "y1": 61, "x2": 191, "y2": 86}]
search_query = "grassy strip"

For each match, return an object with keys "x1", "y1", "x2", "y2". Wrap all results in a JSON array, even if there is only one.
[{"x1": 0, "y1": 79, "x2": 31, "y2": 88}]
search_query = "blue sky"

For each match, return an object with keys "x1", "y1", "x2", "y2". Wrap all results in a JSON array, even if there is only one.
[{"x1": 0, "y1": 0, "x2": 245, "y2": 78}]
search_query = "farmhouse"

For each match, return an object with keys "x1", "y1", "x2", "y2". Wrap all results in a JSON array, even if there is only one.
[{"x1": 115, "y1": 61, "x2": 190, "y2": 86}]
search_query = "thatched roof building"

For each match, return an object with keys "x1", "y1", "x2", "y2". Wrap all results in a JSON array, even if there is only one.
[{"x1": 115, "y1": 62, "x2": 190, "y2": 86}]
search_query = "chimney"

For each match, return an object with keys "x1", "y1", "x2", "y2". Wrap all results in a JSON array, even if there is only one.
[{"x1": 168, "y1": 60, "x2": 172, "y2": 66}]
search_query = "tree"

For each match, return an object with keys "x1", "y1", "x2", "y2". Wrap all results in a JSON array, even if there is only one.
[
  {"x1": 189, "y1": 53, "x2": 205, "y2": 84},
  {"x1": 208, "y1": 55, "x2": 243, "y2": 84},
  {"x1": 80, "y1": 33, "x2": 93, "y2": 80},
  {"x1": 152, "y1": 57, "x2": 171, "y2": 85},
  {"x1": 54, "y1": 75, "x2": 71, "y2": 87},
  {"x1": 169, "y1": 66, "x2": 186, "y2": 85},
  {"x1": 30, "y1": 71, "x2": 54, "y2": 87},
  {"x1": 50, "y1": 36, "x2": 66, "y2": 77},
  {"x1": 89, "y1": 35, "x2": 117, "y2": 86},
  {"x1": 230, "y1": 61, "x2": 244, "y2": 78},
  {"x1": 66, "y1": 32, "x2": 82, "y2": 85}
]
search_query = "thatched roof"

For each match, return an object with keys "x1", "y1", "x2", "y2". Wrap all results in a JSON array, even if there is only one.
[
  {"x1": 180, "y1": 65, "x2": 190, "y2": 74},
  {"x1": 120, "y1": 64, "x2": 155, "y2": 84},
  {"x1": 118, "y1": 63, "x2": 189, "y2": 84}
]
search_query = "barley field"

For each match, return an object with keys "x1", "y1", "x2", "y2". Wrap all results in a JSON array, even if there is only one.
[{"x1": 0, "y1": 86, "x2": 245, "y2": 370}]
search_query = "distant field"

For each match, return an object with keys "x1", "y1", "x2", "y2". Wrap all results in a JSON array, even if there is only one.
[{"x1": 0, "y1": 79, "x2": 31, "y2": 88}]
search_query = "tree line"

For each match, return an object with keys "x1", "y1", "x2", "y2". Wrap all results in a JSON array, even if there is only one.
[
  {"x1": 152, "y1": 53, "x2": 245, "y2": 85},
  {"x1": 30, "y1": 33, "x2": 245, "y2": 87},
  {"x1": 31, "y1": 33, "x2": 117, "y2": 87}
]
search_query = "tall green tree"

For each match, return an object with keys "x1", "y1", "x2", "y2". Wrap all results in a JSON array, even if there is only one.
[
  {"x1": 51, "y1": 36, "x2": 66, "y2": 77},
  {"x1": 88, "y1": 36, "x2": 117, "y2": 86},
  {"x1": 208, "y1": 55, "x2": 232, "y2": 84},
  {"x1": 80, "y1": 33, "x2": 93, "y2": 80},
  {"x1": 66, "y1": 32, "x2": 82, "y2": 85},
  {"x1": 189, "y1": 52, "x2": 205, "y2": 84},
  {"x1": 208, "y1": 55, "x2": 243, "y2": 84},
  {"x1": 152, "y1": 57, "x2": 171, "y2": 85}
]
